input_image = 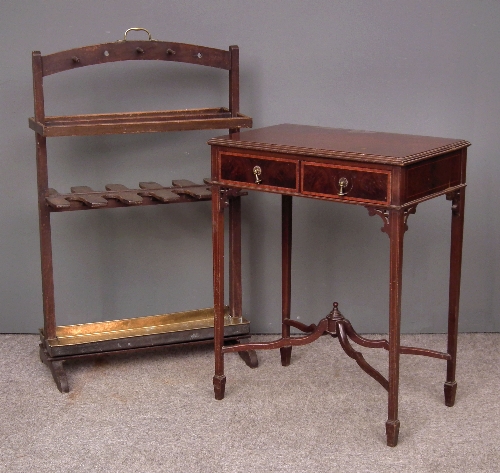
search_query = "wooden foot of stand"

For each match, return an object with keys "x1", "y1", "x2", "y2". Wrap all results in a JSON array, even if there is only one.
[
  {"x1": 386, "y1": 419, "x2": 400, "y2": 447},
  {"x1": 224, "y1": 338, "x2": 259, "y2": 368},
  {"x1": 238, "y1": 350, "x2": 259, "y2": 368},
  {"x1": 444, "y1": 381, "x2": 457, "y2": 407},
  {"x1": 39, "y1": 344, "x2": 69, "y2": 393},
  {"x1": 213, "y1": 375, "x2": 226, "y2": 400},
  {"x1": 280, "y1": 346, "x2": 292, "y2": 366}
]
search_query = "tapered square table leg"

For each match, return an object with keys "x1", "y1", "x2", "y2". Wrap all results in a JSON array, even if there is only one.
[
  {"x1": 386, "y1": 209, "x2": 405, "y2": 446},
  {"x1": 445, "y1": 188, "x2": 466, "y2": 407}
]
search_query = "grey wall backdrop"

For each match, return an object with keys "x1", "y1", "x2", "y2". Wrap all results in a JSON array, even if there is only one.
[{"x1": 1, "y1": 1, "x2": 498, "y2": 334}]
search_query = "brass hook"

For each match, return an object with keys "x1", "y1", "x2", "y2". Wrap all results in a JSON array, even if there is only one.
[{"x1": 121, "y1": 27, "x2": 154, "y2": 42}]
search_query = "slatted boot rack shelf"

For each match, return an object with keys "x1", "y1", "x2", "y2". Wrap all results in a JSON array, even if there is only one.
[{"x1": 29, "y1": 29, "x2": 255, "y2": 392}]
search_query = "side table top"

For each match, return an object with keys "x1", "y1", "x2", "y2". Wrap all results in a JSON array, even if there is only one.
[{"x1": 208, "y1": 124, "x2": 470, "y2": 166}]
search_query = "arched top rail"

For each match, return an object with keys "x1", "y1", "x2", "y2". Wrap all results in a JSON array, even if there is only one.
[
  {"x1": 36, "y1": 41, "x2": 236, "y2": 77},
  {"x1": 29, "y1": 35, "x2": 250, "y2": 136}
]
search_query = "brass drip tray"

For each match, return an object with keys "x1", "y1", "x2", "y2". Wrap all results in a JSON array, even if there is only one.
[{"x1": 41, "y1": 307, "x2": 249, "y2": 357}]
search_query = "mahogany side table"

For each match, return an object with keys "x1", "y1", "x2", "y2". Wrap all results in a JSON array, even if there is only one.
[{"x1": 208, "y1": 124, "x2": 470, "y2": 446}]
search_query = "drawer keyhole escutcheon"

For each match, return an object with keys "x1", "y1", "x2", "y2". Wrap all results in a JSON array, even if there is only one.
[
  {"x1": 253, "y1": 166, "x2": 262, "y2": 184},
  {"x1": 338, "y1": 177, "x2": 349, "y2": 196}
]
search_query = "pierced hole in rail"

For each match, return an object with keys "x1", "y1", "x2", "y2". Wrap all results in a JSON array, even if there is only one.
[{"x1": 104, "y1": 50, "x2": 109, "y2": 57}]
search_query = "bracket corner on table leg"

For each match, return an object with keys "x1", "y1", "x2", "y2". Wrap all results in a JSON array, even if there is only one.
[
  {"x1": 39, "y1": 344, "x2": 69, "y2": 393},
  {"x1": 444, "y1": 381, "x2": 458, "y2": 407}
]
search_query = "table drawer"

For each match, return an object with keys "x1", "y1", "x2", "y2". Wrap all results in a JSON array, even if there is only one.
[
  {"x1": 219, "y1": 152, "x2": 298, "y2": 191},
  {"x1": 301, "y1": 162, "x2": 391, "y2": 204}
]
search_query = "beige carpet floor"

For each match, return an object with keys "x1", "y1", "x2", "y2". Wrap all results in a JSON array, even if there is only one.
[{"x1": 0, "y1": 333, "x2": 499, "y2": 472}]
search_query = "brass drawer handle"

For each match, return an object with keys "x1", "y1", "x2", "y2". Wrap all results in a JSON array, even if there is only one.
[
  {"x1": 253, "y1": 166, "x2": 262, "y2": 184},
  {"x1": 338, "y1": 177, "x2": 349, "y2": 196}
]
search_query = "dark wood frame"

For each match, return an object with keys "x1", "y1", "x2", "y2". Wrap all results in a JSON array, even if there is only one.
[
  {"x1": 29, "y1": 31, "x2": 255, "y2": 392},
  {"x1": 209, "y1": 124, "x2": 470, "y2": 447}
]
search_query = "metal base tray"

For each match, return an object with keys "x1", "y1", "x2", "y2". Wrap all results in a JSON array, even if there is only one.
[{"x1": 41, "y1": 307, "x2": 250, "y2": 358}]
